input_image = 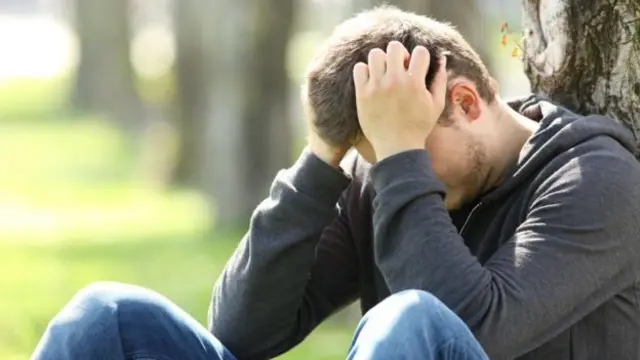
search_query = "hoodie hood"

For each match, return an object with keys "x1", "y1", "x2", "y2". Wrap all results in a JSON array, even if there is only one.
[{"x1": 486, "y1": 94, "x2": 637, "y2": 200}]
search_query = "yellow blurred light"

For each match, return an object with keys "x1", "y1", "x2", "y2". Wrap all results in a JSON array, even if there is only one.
[{"x1": 131, "y1": 25, "x2": 175, "y2": 79}]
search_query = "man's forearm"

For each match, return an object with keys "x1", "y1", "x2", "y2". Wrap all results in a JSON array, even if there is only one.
[
  {"x1": 369, "y1": 149, "x2": 640, "y2": 359},
  {"x1": 209, "y1": 148, "x2": 351, "y2": 359}
]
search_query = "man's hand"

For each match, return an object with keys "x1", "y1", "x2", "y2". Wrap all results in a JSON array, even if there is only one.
[
  {"x1": 306, "y1": 128, "x2": 349, "y2": 169},
  {"x1": 353, "y1": 41, "x2": 448, "y2": 161}
]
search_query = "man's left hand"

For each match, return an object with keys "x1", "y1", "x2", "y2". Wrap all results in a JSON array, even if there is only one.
[{"x1": 353, "y1": 41, "x2": 448, "y2": 161}]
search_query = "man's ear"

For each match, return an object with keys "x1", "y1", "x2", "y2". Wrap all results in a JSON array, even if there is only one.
[{"x1": 448, "y1": 81, "x2": 482, "y2": 122}]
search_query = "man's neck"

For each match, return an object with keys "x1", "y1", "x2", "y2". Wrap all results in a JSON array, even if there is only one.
[{"x1": 486, "y1": 100, "x2": 539, "y2": 190}]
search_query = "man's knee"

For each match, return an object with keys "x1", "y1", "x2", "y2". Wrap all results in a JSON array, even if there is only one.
[
  {"x1": 34, "y1": 282, "x2": 135, "y2": 357},
  {"x1": 350, "y1": 290, "x2": 487, "y2": 360},
  {"x1": 365, "y1": 289, "x2": 446, "y2": 323},
  {"x1": 362, "y1": 289, "x2": 470, "y2": 341},
  {"x1": 35, "y1": 282, "x2": 235, "y2": 360},
  {"x1": 47, "y1": 282, "x2": 162, "y2": 337}
]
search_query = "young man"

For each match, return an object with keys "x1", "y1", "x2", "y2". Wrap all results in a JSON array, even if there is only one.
[{"x1": 33, "y1": 6, "x2": 640, "y2": 360}]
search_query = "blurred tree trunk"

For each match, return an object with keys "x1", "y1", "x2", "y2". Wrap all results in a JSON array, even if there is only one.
[
  {"x1": 171, "y1": 0, "x2": 208, "y2": 185},
  {"x1": 351, "y1": 0, "x2": 374, "y2": 12},
  {"x1": 202, "y1": 0, "x2": 297, "y2": 225},
  {"x1": 430, "y1": 0, "x2": 494, "y2": 74},
  {"x1": 386, "y1": 0, "x2": 431, "y2": 14},
  {"x1": 72, "y1": 0, "x2": 143, "y2": 129},
  {"x1": 522, "y1": 0, "x2": 640, "y2": 148},
  {"x1": 378, "y1": 1, "x2": 493, "y2": 74}
]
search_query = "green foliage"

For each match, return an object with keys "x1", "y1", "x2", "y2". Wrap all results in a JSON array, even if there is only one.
[
  {"x1": 0, "y1": 79, "x2": 353, "y2": 359},
  {"x1": 0, "y1": 77, "x2": 70, "y2": 119}
]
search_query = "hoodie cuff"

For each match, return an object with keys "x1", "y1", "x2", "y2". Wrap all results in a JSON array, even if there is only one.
[
  {"x1": 370, "y1": 150, "x2": 446, "y2": 195},
  {"x1": 285, "y1": 148, "x2": 351, "y2": 206}
]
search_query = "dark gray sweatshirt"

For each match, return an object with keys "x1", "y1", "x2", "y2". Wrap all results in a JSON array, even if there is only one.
[{"x1": 209, "y1": 95, "x2": 640, "y2": 360}]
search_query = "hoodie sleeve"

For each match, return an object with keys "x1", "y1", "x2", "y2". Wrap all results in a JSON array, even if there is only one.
[
  {"x1": 369, "y1": 147, "x2": 640, "y2": 359},
  {"x1": 209, "y1": 148, "x2": 359, "y2": 359}
]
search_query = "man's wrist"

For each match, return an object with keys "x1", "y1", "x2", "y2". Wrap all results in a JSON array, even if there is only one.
[
  {"x1": 286, "y1": 148, "x2": 351, "y2": 207},
  {"x1": 308, "y1": 144, "x2": 345, "y2": 169},
  {"x1": 373, "y1": 141, "x2": 425, "y2": 162}
]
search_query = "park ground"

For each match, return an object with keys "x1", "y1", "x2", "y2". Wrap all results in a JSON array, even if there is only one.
[{"x1": 0, "y1": 78, "x2": 354, "y2": 360}]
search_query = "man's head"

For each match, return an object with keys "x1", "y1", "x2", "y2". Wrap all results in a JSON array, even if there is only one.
[{"x1": 304, "y1": 6, "x2": 515, "y2": 208}]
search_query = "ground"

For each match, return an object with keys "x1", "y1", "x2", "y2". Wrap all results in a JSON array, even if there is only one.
[{"x1": 0, "y1": 78, "x2": 354, "y2": 360}]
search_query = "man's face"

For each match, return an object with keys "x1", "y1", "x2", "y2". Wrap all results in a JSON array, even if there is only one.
[
  {"x1": 354, "y1": 77, "x2": 494, "y2": 210},
  {"x1": 354, "y1": 118, "x2": 487, "y2": 210},
  {"x1": 424, "y1": 118, "x2": 487, "y2": 209}
]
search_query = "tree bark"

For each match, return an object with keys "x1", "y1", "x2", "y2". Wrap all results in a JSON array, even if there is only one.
[
  {"x1": 202, "y1": 0, "x2": 297, "y2": 225},
  {"x1": 171, "y1": 0, "x2": 209, "y2": 185},
  {"x1": 521, "y1": 0, "x2": 640, "y2": 149},
  {"x1": 72, "y1": 0, "x2": 143, "y2": 129}
]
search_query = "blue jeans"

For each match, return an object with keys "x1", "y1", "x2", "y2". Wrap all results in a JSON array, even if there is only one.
[{"x1": 32, "y1": 282, "x2": 488, "y2": 360}]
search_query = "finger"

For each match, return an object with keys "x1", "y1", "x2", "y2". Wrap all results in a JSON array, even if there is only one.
[
  {"x1": 367, "y1": 48, "x2": 387, "y2": 83},
  {"x1": 429, "y1": 56, "x2": 448, "y2": 106},
  {"x1": 353, "y1": 62, "x2": 369, "y2": 95},
  {"x1": 407, "y1": 46, "x2": 430, "y2": 81},
  {"x1": 386, "y1": 41, "x2": 407, "y2": 77}
]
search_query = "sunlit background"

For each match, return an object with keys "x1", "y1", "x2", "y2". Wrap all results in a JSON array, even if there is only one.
[{"x1": 0, "y1": 0, "x2": 529, "y2": 358}]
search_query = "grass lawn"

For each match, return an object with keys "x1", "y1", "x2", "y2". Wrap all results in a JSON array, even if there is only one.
[
  {"x1": 0, "y1": 78, "x2": 354, "y2": 359},
  {"x1": 0, "y1": 235, "x2": 354, "y2": 360}
]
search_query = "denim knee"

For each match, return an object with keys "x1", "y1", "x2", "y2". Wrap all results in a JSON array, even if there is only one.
[
  {"x1": 46, "y1": 282, "x2": 162, "y2": 338},
  {"x1": 32, "y1": 282, "x2": 135, "y2": 358},
  {"x1": 372, "y1": 289, "x2": 442, "y2": 314},
  {"x1": 349, "y1": 290, "x2": 489, "y2": 360},
  {"x1": 364, "y1": 289, "x2": 447, "y2": 323},
  {"x1": 360, "y1": 289, "x2": 472, "y2": 345},
  {"x1": 47, "y1": 283, "x2": 116, "y2": 330}
]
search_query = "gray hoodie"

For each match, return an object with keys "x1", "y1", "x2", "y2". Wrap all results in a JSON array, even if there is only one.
[{"x1": 209, "y1": 95, "x2": 640, "y2": 359}]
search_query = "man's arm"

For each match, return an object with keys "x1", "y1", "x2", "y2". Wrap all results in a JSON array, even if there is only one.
[
  {"x1": 209, "y1": 148, "x2": 359, "y2": 359},
  {"x1": 369, "y1": 146, "x2": 640, "y2": 359}
]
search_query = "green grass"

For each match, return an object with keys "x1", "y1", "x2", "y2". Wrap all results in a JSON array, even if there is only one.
[
  {"x1": 0, "y1": 235, "x2": 354, "y2": 360},
  {"x1": 0, "y1": 78, "x2": 354, "y2": 359}
]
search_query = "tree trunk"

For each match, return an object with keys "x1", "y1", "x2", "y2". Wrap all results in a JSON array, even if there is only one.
[
  {"x1": 72, "y1": 0, "x2": 143, "y2": 129},
  {"x1": 430, "y1": 0, "x2": 494, "y2": 74},
  {"x1": 373, "y1": 0, "x2": 493, "y2": 74},
  {"x1": 171, "y1": 0, "x2": 209, "y2": 186},
  {"x1": 202, "y1": 0, "x2": 297, "y2": 225},
  {"x1": 521, "y1": 0, "x2": 640, "y2": 149}
]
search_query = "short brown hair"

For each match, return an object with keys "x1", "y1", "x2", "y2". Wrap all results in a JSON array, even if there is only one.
[{"x1": 304, "y1": 5, "x2": 496, "y2": 147}]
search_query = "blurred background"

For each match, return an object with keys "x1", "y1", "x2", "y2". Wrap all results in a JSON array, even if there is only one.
[{"x1": 0, "y1": 0, "x2": 529, "y2": 358}]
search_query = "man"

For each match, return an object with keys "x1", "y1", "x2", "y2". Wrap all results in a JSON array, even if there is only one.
[{"x1": 33, "y1": 6, "x2": 640, "y2": 360}]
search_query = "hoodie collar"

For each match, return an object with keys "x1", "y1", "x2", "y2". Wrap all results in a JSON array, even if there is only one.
[{"x1": 483, "y1": 94, "x2": 636, "y2": 202}]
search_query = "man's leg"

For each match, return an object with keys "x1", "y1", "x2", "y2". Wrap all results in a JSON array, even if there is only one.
[
  {"x1": 347, "y1": 289, "x2": 488, "y2": 360},
  {"x1": 31, "y1": 282, "x2": 235, "y2": 360}
]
